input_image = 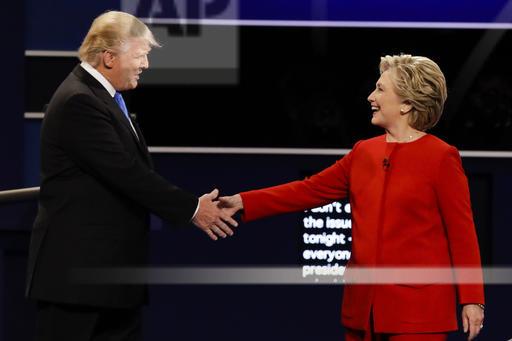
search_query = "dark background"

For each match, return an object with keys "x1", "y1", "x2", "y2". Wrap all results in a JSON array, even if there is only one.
[{"x1": 26, "y1": 27, "x2": 512, "y2": 150}]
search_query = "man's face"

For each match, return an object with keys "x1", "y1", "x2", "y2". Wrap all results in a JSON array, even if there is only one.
[{"x1": 108, "y1": 38, "x2": 150, "y2": 91}]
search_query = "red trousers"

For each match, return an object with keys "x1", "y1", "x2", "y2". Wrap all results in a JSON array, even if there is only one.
[{"x1": 345, "y1": 328, "x2": 447, "y2": 341}]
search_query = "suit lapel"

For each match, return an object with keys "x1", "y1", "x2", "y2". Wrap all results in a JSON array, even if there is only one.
[
  {"x1": 72, "y1": 65, "x2": 152, "y2": 165},
  {"x1": 130, "y1": 118, "x2": 154, "y2": 168}
]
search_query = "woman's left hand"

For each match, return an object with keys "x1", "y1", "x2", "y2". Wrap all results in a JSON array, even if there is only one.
[{"x1": 462, "y1": 304, "x2": 484, "y2": 340}]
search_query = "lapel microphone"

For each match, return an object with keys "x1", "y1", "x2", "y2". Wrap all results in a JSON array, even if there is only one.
[{"x1": 382, "y1": 158, "x2": 391, "y2": 171}]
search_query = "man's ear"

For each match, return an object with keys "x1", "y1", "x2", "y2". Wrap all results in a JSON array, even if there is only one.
[{"x1": 102, "y1": 50, "x2": 116, "y2": 69}]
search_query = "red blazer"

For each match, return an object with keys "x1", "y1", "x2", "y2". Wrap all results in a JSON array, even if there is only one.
[{"x1": 241, "y1": 134, "x2": 484, "y2": 333}]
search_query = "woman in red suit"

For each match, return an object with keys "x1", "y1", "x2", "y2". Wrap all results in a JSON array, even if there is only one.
[{"x1": 219, "y1": 55, "x2": 485, "y2": 340}]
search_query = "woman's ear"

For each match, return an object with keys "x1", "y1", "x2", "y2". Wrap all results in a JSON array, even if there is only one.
[{"x1": 400, "y1": 101, "x2": 413, "y2": 115}]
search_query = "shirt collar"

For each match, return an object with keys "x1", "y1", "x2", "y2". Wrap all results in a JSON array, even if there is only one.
[{"x1": 80, "y1": 61, "x2": 116, "y2": 98}]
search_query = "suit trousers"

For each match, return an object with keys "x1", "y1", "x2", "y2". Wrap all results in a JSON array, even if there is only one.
[
  {"x1": 345, "y1": 328, "x2": 447, "y2": 341},
  {"x1": 35, "y1": 301, "x2": 142, "y2": 341},
  {"x1": 345, "y1": 312, "x2": 448, "y2": 341}
]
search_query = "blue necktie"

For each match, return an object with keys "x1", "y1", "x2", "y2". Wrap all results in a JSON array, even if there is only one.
[
  {"x1": 114, "y1": 92, "x2": 130, "y2": 122},
  {"x1": 114, "y1": 92, "x2": 139, "y2": 139}
]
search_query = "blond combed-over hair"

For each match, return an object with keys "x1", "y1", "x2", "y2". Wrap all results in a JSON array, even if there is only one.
[{"x1": 78, "y1": 11, "x2": 160, "y2": 66}]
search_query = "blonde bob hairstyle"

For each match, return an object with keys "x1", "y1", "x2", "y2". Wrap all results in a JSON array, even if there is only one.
[
  {"x1": 78, "y1": 11, "x2": 160, "y2": 67},
  {"x1": 379, "y1": 54, "x2": 447, "y2": 131}
]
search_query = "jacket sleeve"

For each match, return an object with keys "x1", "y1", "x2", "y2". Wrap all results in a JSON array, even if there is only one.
[
  {"x1": 435, "y1": 146, "x2": 485, "y2": 305},
  {"x1": 240, "y1": 142, "x2": 359, "y2": 222},
  {"x1": 57, "y1": 93, "x2": 198, "y2": 225}
]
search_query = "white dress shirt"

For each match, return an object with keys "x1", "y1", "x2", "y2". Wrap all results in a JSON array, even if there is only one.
[{"x1": 80, "y1": 62, "x2": 138, "y2": 139}]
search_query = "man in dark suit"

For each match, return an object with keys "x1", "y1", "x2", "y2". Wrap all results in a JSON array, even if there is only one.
[{"x1": 26, "y1": 10, "x2": 237, "y2": 341}]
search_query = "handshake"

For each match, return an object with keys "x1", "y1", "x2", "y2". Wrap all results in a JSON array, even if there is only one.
[{"x1": 191, "y1": 189, "x2": 245, "y2": 240}]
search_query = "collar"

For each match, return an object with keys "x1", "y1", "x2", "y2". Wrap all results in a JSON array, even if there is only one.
[{"x1": 80, "y1": 61, "x2": 116, "y2": 98}]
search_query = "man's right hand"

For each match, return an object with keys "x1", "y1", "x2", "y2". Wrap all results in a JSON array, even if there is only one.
[{"x1": 192, "y1": 189, "x2": 238, "y2": 240}]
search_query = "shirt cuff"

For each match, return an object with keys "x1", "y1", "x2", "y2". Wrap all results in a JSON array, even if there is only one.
[{"x1": 190, "y1": 200, "x2": 200, "y2": 222}]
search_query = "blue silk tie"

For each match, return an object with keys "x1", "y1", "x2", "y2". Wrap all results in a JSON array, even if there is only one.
[
  {"x1": 113, "y1": 92, "x2": 139, "y2": 139},
  {"x1": 113, "y1": 92, "x2": 130, "y2": 122}
]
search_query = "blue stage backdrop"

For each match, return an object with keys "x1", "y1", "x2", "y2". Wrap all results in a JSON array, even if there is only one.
[{"x1": 25, "y1": 0, "x2": 512, "y2": 50}]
